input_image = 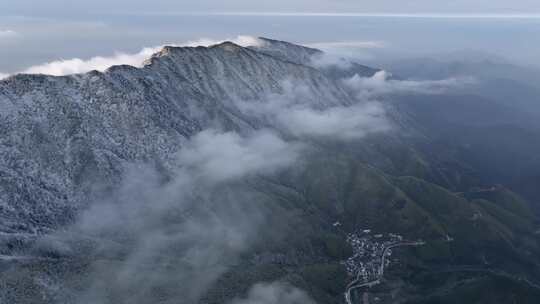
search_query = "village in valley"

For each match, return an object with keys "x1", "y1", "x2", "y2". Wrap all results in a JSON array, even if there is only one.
[{"x1": 342, "y1": 230, "x2": 405, "y2": 283}]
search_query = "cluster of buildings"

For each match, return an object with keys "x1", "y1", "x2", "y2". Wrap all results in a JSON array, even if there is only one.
[{"x1": 342, "y1": 230, "x2": 403, "y2": 282}]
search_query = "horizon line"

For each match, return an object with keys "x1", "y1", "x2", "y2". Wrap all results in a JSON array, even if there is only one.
[{"x1": 116, "y1": 11, "x2": 540, "y2": 19}]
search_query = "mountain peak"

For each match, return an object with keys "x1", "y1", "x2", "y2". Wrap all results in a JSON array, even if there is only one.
[{"x1": 210, "y1": 41, "x2": 244, "y2": 52}]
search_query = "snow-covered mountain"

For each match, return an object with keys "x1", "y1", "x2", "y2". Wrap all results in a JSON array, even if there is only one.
[
  {"x1": 3, "y1": 37, "x2": 540, "y2": 304},
  {"x1": 0, "y1": 38, "x2": 372, "y2": 239}
]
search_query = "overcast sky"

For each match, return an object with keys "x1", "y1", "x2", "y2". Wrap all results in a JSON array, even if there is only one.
[
  {"x1": 2, "y1": 0, "x2": 540, "y2": 16},
  {"x1": 1, "y1": 1, "x2": 540, "y2": 74}
]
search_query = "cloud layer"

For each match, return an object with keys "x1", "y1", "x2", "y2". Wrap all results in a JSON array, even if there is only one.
[
  {"x1": 276, "y1": 102, "x2": 390, "y2": 139},
  {"x1": 177, "y1": 129, "x2": 301, "y2": 183},
  {"x1": 32, "y1": 127, "x2": 300, "y2": 303},
  {"x1": 238, "y1": 80, "x2": 391, "y2": 140},
  {"x1": 10, "y1": 35, "x2": 264, "y2": 77},
  {"x1": 344, "y1": 70, "x2": 475, "y2": 97},
  {"x1": 23, "y1": 46, "x2": 162, "y2": 76}
]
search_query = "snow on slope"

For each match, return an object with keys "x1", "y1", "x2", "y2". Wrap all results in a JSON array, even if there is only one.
[{"x1": 0, "y1": 39, "x2": 367, "y2": 238}]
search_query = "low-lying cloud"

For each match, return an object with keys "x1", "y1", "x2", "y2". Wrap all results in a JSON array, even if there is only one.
[
  {"x1": 344, "y1": 70, "x2": 475, "y2": 97},
  {"x1": 177, "y1": 129, "x2": 302, "y2": 183},
  {"x1": 238, "y1": 80, "x2": 391, "y2": 140},
  {"x1": 10, "y1": 35, "x2": 264, "y2": 77},
  {"x1": 277, "y1": 102, "x2": 390, "y2": 139},
  {"x1": 230, "y1": 282, "x2": 315, "y2": 304},
  {"x1": 57, "y1": 165, "x2": 264, "y2": 304},
  {"x1": 23, "y1": 46, "x2": 162, "y2": 76},
  {"x1": 31, "y1": 127, "x2": 300, "y2": 303}
]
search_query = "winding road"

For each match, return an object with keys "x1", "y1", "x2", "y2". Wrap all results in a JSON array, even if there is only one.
[{"x1": 344, "y1": 241, "x2": 425, "y2": 304}]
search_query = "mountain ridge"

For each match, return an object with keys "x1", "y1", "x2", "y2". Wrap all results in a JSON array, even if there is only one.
[
  {"x1": 0, "y1": 38, "x2": 364, "y2": 237},
  {"x1": 1, "y1": 37, "x2": 540, "y2": 304}
]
